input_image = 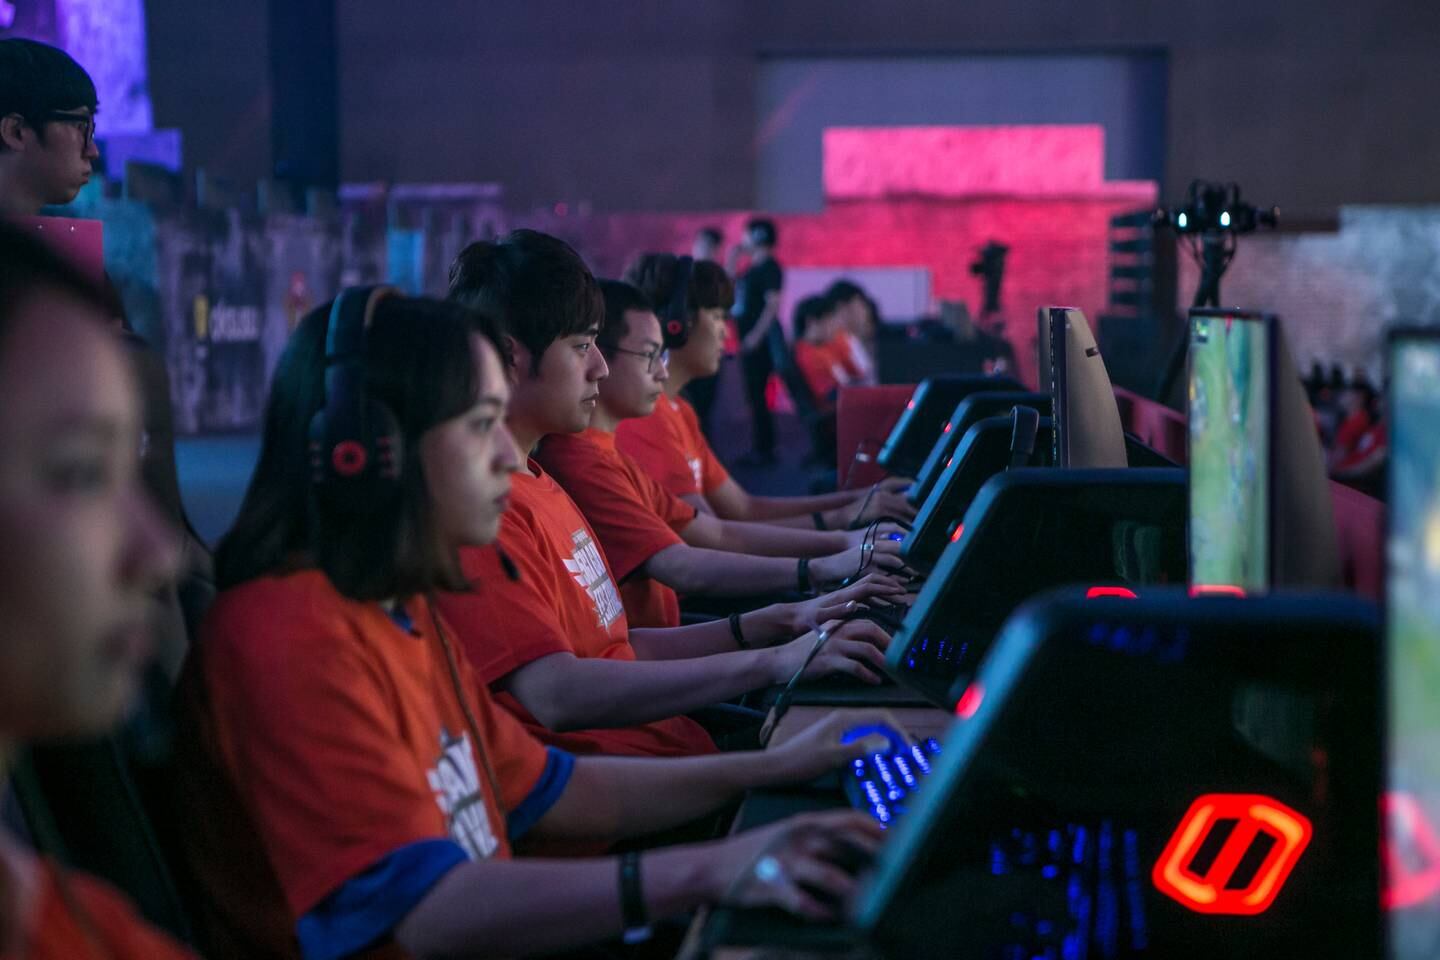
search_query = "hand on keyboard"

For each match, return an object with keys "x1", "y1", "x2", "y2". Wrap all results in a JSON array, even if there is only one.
[
  {"x1": 714, "y1": 810, "x2": 883, "y2": 922},
  {"x1": 842, "y1": 731, "x2": 943, "y2": 827},
  {"x1": 779, "y1": 573, "x2": 909, "y2": 638},
  {"x1": 762, "y1": 708, "x2": 914, "y2": 785},
  {"x1": 769, "y1": 618, "x2": 890, "y2": 687}
]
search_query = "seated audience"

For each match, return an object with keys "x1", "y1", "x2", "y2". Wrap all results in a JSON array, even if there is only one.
[
  {"x1": 0, "y1": 222, "x2": 192, "y2": 957},
  {"x1": 171, "y1": 286, "x2": 893, "y2": 958},
  {"x1": 0, "y1": 38, "x2": 101, "y2": 217},
  {"x1": 792, "y1": 294, "x2": 862, "y2": 415},
  {"x1": 825, "y1": 279, "x2": 879, "y2": 386},
  {"x1": 620, "y1": 254, "x2": 914, "y2": 527}
]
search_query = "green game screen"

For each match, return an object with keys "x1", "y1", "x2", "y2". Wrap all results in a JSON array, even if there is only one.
[
  {"x1": 1188, "y1": 313, "x2": 1270, "y2": 591},
  {"x1": 1388, "y1": 337, "x2": 1440, "y2": 956}
]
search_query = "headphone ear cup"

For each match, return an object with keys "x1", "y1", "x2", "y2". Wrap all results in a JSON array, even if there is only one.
[
  {"x1": 664, "y1": 317, "x2": 690, "y2": 350},
  {"x1": 309, "y1": 397, "x2": 404, "y2": 512}
]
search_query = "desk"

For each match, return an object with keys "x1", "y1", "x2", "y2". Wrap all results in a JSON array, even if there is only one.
[{"x1": 677, "y1": 703, "x2": 950, "y2": 959}]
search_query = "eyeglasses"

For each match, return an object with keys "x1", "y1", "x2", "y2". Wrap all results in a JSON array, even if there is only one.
[
  {"x1": 609, "y1": 345, "x2": 669, "y2": 374},
  {"x1": 41, "y1": 110, "x2": 96, "y2": 150}
]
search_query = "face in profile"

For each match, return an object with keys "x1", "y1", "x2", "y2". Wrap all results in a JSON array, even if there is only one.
[
  {"x1": 422, "y1": 335, "x2": 521, "y2": 549},
  {"x1": 0, "y1": 285, "x2": 178, "y2": 738},
  {"x1": 675, "y1": 306, "x2": 727, "y2": 379},
  {"x1": 600, "y1": 309, "x2": 669, "y2": 420},
  {"x1": 513, "y1": 326, "x2": 609, "y2": 436}
]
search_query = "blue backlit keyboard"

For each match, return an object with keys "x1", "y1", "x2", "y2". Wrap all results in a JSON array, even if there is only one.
[{"x1": 843, "y1": 737, "x2": 942, "y2": 826}]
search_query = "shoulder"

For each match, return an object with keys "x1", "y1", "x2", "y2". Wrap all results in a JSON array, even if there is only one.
[{"x1": 199, "y1": 570, "x2": 369, "y2": 677}]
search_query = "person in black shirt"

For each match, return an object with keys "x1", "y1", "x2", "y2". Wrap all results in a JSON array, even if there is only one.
[{"x1": 731, "y1": 218, "x2": 784, "y2": 466}]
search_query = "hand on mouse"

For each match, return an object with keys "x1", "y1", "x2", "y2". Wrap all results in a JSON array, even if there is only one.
[{"x1": 709, "y1": 810, "x2": 884, "y2": 921}]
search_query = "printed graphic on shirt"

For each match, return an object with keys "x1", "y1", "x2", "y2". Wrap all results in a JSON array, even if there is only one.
[
  {"x1": 560, "y1": 528, "x2": 625, "y2": 628},
  {"x1": 427, "y1": 728, "x2": 499, "y2": 860},
  {"x1": 687, "y1": 457, "x2": 703, "y2": 491}
]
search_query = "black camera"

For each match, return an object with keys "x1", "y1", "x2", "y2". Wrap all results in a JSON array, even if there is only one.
[{"x1": 1154, "y1": 180, "x2": 1278, "y2": 235}]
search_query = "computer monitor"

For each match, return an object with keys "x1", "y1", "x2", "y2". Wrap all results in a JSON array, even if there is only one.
[
  {"x1": 1187, "y1": 310, "x2": 1339, "y2": 592},
  {"x1": 877, "y1": 374, "x2": 1021, "y2": 477},
  {"x1": 909, "y1": 390, "x2": 1051, "y2": 507},
  {"x1": 887, "y1": 468, "x2": 1187, "y2": 707},
  {"x1": 902, "y1": 414, "x2": 1053, "y2": 573},
  {"x1": 1386, "y1": 328, "x2": 1440, "y2": 957},
  {"x1": 1047, "y1": 307, "x2": 1128, "y2": 469},
  {"x1": 856, "y1": 588, "x2": 1383, "y2": 960}
]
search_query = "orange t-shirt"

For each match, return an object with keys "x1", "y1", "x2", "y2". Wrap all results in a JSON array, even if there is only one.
[
  {"x1": 436, "y1": 464, "x2": 715, "y2": 758},
  {"x1": 616, "y1": 393, "x2": 730, "y2": 500},
  {"x1": 795, "y1": 339, "x2": 847, "y2": 413},
  {"x1": 172, "y1": 569, "x2": 551, "y2": 958},
  {"x1": 535, "y1": 430, "x2": 698, "y2": 629},
  {"x1": 0, "y1": 847, "x2": 195, "y2": 960}
]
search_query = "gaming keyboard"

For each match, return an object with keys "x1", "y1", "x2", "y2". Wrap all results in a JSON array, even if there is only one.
[
  {"x1": 843, "y1": 737, "x2": 942, "y2": 826},
  {"x1": 898, "y1": 630, "x2": 978, "y2": 678}
]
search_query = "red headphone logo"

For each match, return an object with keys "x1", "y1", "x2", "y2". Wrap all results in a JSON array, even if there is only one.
[
  {"x1": 331, "y1": 440, "x2": 369, "y2": 477},
  {"x1": 1153, "y1": 794, "x2": 1312, "y2": 915},
  {"x1": 667, "y1": 319, "x2": 684, "y2": 336}
]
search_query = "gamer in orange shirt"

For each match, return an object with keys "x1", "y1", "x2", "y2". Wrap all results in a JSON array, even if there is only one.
[
  {"x1": 171, "y1": 286, "x2": 898, "y2": 959},
  {"x1": 618, "y1": 255, "x2": 914, "y2": 528},
  {"x1": 0, "y1": 220, "x2": 194, "y2": 959}
]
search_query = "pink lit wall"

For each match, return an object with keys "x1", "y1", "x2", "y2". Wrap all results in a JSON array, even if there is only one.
[{"x1": 518, "y1": 124, "x2": 1157, "y2": 389}]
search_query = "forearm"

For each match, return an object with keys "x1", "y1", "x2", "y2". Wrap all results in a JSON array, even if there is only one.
[
  {"x1": 629, "y1": 605, "x2": 790, "y2": 659},
  {"x1": 716, "y1": 491, "x2": 861, "y2": 527},
  {"x1": 694, "y1": 518, "x2": 850, "y2": 558},
  {"x1": 646, "y1": 543, "x2": 805, "y2": 596},
  {"x1": 504, "y1": 651, "x2": 779, "y2": 731},
  {"x1": 539, "y1": 749, "x2": 777, "y2": 839},
  {"x1": 396, "y1": 848, "x2": 714, "y2": 958}
]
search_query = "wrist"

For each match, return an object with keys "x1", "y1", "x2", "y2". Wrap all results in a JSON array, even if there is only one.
[
  {"x1": 823, "y1": 505, "x2": 850, "y2": 530},
  {"x1": 646, "y1": 846, "x2": 722, "y2": 911},
  {"x1": 761, "y1": 643, "x2": 794, "y2": 685}
]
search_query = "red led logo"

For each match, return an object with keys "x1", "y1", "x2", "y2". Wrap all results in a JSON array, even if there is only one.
[
  {"x1": 949, "y1": 522, "x2": 966, "y2": 543},
  {"x1": 1153, "y1": 794, "x2": 1312, "y2": 915},
  {"x1": 1383, "y1": 791, "x2": 1440, "y2": 910}
]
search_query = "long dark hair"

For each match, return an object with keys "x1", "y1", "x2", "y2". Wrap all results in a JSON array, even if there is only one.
[{"x1": 215, "y1": 295, "x2": 504, "y2": 600}]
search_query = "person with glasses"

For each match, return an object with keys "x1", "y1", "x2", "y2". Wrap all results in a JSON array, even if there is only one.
[{"x1": 0, "y1": 39, "x2": 100, "y2": 217}]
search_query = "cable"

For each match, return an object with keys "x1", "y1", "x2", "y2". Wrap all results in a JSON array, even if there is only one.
[{"x1": 758, "y1": 625, "x2": 835, "y2": 747}]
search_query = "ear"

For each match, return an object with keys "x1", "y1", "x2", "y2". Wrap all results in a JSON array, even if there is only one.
[
  {"x1": 503, "y1": 335, "x2": 526, "y2": 385},
  {"x1": 0, "y1": 114, "x2": 29, "y2": 152}
]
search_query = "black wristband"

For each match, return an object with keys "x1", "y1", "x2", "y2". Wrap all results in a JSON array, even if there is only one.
[
  {"x1": 729, "y1": 611, "x2": 751, "y2": 649},
  {"x1": 620, "y1": 851, "x2": 650, "y2": 943},
  {"x1": 812, "y1": 511, "x2": 827, "y2": 530},
  {"x1": 797, "y1": 557, "x2": 812, "y2": 594}
]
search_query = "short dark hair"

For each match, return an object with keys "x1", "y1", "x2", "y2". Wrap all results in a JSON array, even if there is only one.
[
  {"x1": 825, "y1": 279, "x2": 866, "y2": 305},
  {"x1": 215, "y1": 294, "x2": 508, "y2": 601},
  {"x1": 746, "y1": 217, "x2": 778, "y2": 249},
  {"x1": 696, "y1": 226, "x2": 722, "y2": 248},
  {"x1": 597, "y1": 279, "x2": 653, "y2": 354},
  {"x1": 792, "y1": 294, "x2": 835, "y2": 341},
  {"x1": 447, "y1": 229, "x2": 603, "y2": 375},
  {"x1": 0, "y1": 39, "x2": 98, "y2": 148},
  {"x1": 623, "y1": 252, "x2": 734, "y2": 318}
]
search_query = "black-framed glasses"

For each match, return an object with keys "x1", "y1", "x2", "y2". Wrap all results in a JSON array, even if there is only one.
[
  {"x1": 41, "y1": 110, "x2": 96, "y2": 149},
  {"x1": 609, "y1": 345, "x2": 669, "y2": 374}
]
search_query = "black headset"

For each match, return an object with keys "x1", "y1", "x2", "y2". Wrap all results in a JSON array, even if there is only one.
[
  {"x1": 659, "y1": 255, "x2": 695, "y2": 350},
  {"x1": 308, "y1": 285, "x2": 404, "y2": 512}
]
